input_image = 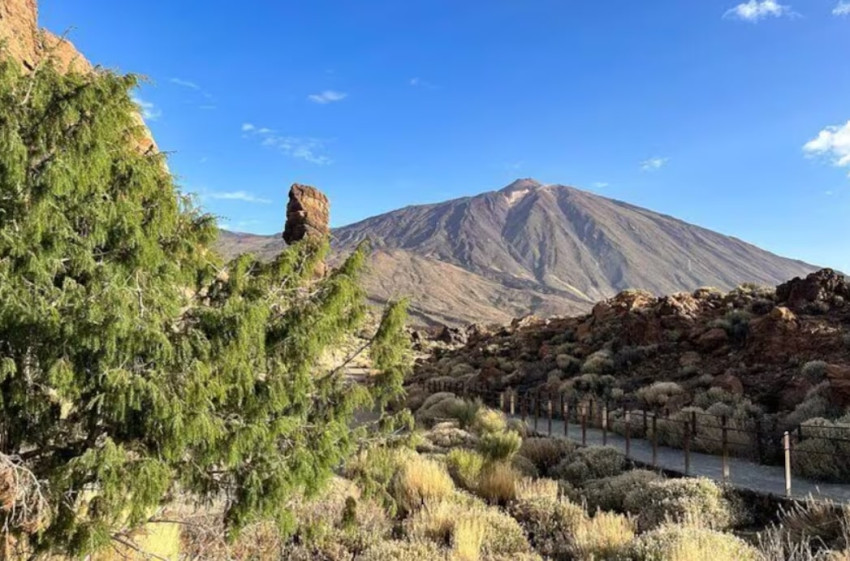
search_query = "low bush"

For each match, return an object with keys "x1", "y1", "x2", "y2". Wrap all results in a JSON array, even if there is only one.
[
  {"x1": 582, "y1": 349, "x2": 615, "y2": 375},
  {"x1": 626, "y1": 524, "x2": 759, "y2": 561},
  {"x1": 453, "y1": 518, "x2": 485, "y2": 561},
  {"x1": 446, "y1": 449, "x2": 485, "y2": 491},
  {"x1": 405, "y1": 500, "x2": 533, "y2": 558},
  {"x1": 359, "y1": 540, "x2": 448, "y2": 561},
  {"x1": 636, "y1": 382, "x2": 685, "y2": 410},
  {"x1": 392, "y1": 455, "x2": 455, "y2": 515},
  {"x1": 844, "y1": 332, "x2": 850, "y2": 349},
  {"x1": 655, "y1": 407, "x2": 754, "y2": 457},
  {"x1": 802, "y1": 360, "x2": 829, "y2": 379},
  {"x1": 416, "y1": 394, "x2": 469, "y2": 427},
  {"x1": 471, "y1": 407, "x2": 508, "y2": 436},
  {"x1": 475, "y1": 462, "x2": 520, "y2": 504},
  {"x1": 518, "y1": 437, "x2": 576, "y2": 476},
  {"x1": 614, "y1": 345, "x2": 659, "y2": 370},
  {"x1": 784, "y1": 384, "x2": 843, "y2": 429},
  {"x1": 425, "y1": 423, "x2": 479, "y2": 450},
  {"x1": 553, "y1": 446, "x2": 625, "y2": 485},
  {"x1": 571, "y1": 511, "x2": 635, "y2": 560},
  {"x1": 511, "y1": 454, "x2": 540, "y2": 478},
  {"x1": 623, "y1": 477, "x2": 737, "y2": 532},
  {"x1": 344, "y1": 446, "x2": 413, "y2": 514},
  {"x1": 792, "y1": 418, "x2": 850, "y2": 482},
  {"x1": 710, "y1": 310, "x2": 752, "y2": 344},
  {"x1": 516, "y1": 477, "x2": 560, "y2": 502},
  {"x1": 556, "y1": 354, "x2": 582, "y2": 374},
  {"x1": 478, "y1": 430, "x2": 522, "y2": 462},
  {"x1": 509, "y1": 497, "x2": 585, "y2": 560},
  {"x1": 578, "y1": 470, "x2": 663, "y2": 514}
]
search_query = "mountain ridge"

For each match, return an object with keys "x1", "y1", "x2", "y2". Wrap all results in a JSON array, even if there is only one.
[{"x1": 216, "y1": 179, "x2": 819, "y2": 325}]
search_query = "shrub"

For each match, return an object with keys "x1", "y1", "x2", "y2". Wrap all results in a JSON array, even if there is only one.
[
  {"x1": 844, "y1": 332, "x2": 850, "y2": 349},
  {"x1": 344, "y1": 447, "x2": 412, "y2": 514},
  {"x1": 614, "y1": 345, "x2": 659, "y2": 370},
  {"x1": 478, "y1": 430, "x2": 522, "y2": 462},
  {"x1": 578, "y1": 470, "x2": 663, "y2": 514},
  {"x1": 785, "y1": 384, "x2": 843, "y2": 429},
  {"x1": 571, "y1": 511, "x2": 635, "y2": 560},
  {"x1": 446, "y1": 449, "x2": 485, "y2": 491},
  {"x1": 453, "y1": 518, "x2": 485, "y2": 561},
  {"x1": 556, "y1": 354, "x2": 582, "y2": 374},
  {"x1": 636, "y1": 382, "x2": 686, "y2": 410},
  {"x1": 582, "y1": 349, "x2": 615, "y2": 374},
  {"x1": 510, "y1": 497, "x2": 585, "y2": 559},
  {"x1": 472, "y1": 407, "x2": 508, "y2": 436},
  {"x1": 392, "y1": 455, "x2": 455, "y2": 515},
  {"x1": 623, "y1": 478, "x2": 737, "y2": 532},
  {"x1": 803, "y1": 360, "x2": 829, "y2": 379},
  {"x1": 710, "y1": 310, "x2": 752, "y2": 344},
  {"x1": 792, "y1": 418, "x2": 850, "y2": 482},
  {"x1": 451, "y1": 400, "x2": 484, "y2": 430},
  {"x1": 406, "y1": 500, "x2": 533, "y2": 558},
  {"x1": 425, "y1": 423, "x2": 479, "y2": 450},
  {"x1": 475, "y1": 462, "x2": 520, "y2": 504},
  {"x1": 417, "y1": 394, "x2": 469, "y2": 427},
  {"x1": 511, "y1": 455, "x2": 540, "y2": 478},
  {"x1": 518, "y1": 438, "x2": 576, "y2": 476},
  {"x1": 359, "y1": 540, "x2": 448, "y2": 561},
  {"x1": 553, "y1": 446, "x2": 625, "y2": 485},
  {"x1": 627, "y1": 524, "x2": 758, "y2": 561},
  {"x1": 516, "y1": 477, "x2": 560, "y2": 502}
]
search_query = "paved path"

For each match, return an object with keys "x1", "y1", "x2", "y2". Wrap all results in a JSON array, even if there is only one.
[{"x1": 515, "y1": 414, "x2": 850, "y2": 503}]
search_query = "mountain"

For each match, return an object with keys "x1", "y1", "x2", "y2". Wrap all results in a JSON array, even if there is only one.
[{"x1": 216, "y1": 179, "x2": 818, "y2": 325}]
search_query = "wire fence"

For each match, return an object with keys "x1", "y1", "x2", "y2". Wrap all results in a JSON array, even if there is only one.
[{"x1": 424, "y1": 379, "x2": 850, "y2": 497}]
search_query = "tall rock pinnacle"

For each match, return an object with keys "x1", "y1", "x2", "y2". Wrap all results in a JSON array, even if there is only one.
[{"x1": 282, "y1": 184, "x2": 330, "y2": 244}]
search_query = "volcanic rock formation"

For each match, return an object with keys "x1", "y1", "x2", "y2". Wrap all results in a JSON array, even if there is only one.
[{"x1": 283, "y1": 184, "x2": 331, "y2": 244}]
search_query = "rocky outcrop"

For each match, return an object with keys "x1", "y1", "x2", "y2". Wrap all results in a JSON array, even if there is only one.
[
  {"x1": 282, "y1": 184, "x2": 330, "y2": 244},
  {"x1": 826, "y1": 364, "x2": 850, "y2": 408},
  {"x1": 776, "y1": 269, "x2": 849, "y2": 311},
  {"x1": 0, "y1": 0, "x2": 91, "y2": 73}
]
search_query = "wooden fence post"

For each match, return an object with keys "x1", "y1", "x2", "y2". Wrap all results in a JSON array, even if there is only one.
[
  {"x1": 683, "y1": 419, "x2": 691, "y2": 475},
  {"x1": 651, "y1": 414, "x2": 658, "y2": 468},
  {"x1": 602, "y1": 402, "x2": 609, "y2": 446},
  {"x1": 784, "y1": 431, "x2": 792, "y2": 498},
  {"x1": 625, "y1": 408, "x2": 631, "y2": 458},
  {"x1": 547, "y1": 396, "x2": 553, "y2": 436},
  {"x1": 510, "y1": 390, "x2": 516, "y2": 416},
  {"x1": 534, "y1": 393, "x2": 540, "y2": 432},
  {"x1": 563, "y1": 398, "x2": 570, "y2": 437},
  {"x1": 581, "y1": 405, "x2": 587, "y2": 446},
  {"x1": 721, "y1": 415, "x2": 729, "y2": 481},
  {"x1": 521, "y1": 394, "x2": 527, "y2": 424}
]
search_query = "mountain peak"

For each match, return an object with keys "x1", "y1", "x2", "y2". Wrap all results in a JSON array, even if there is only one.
[{"x1": 501, "y1": 178, "x2": 543, "y2": 193}]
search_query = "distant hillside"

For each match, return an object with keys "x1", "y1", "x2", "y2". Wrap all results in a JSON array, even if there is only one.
[{"x1": 216, "y1": 179, "x2": 818, "y2": 325}]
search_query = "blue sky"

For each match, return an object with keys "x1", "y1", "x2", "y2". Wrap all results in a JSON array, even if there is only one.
[{"x1": 41, "y1": 0, "x2": 850, "y2": 272}]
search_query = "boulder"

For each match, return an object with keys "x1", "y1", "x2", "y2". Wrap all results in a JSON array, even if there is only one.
[
  {"x1": 746, "y1": 306, "x2": 799, "y2": 363},
  {"x1": 282, "y1": 184, "x2": 330, "y2": 244},
  {"x1": 679, "y1": 352, "x2": 702, "y2": 368},
  {"x1": 697, "y1": 328, "x2": 728, "y2": 352},
  {"x1": 826, "y1": 364, "x2": 850, "y2": 408},
  {"x1": 778, "y1": 377, "x2": 813, "y2": 410},
  {"x1": 712, "y1": 372, "x2": 744, "y2": 396},
  {"x1": 776, "y1": 269, "x2": 849, "y2": 310}
]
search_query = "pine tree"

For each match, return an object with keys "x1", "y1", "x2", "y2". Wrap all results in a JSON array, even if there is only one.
[{"x1": 0, "y1": 52, "x2": 410, "y2": 557}]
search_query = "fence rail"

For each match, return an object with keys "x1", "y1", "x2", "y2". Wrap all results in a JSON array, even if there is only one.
[{"x1": 425, "y1": 379, "x2": 850, "y2": 499}]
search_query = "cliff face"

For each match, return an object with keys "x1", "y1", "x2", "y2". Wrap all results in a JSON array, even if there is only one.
[{"x1": 0, "y1": 0, "x2": 92, "y2": 73}]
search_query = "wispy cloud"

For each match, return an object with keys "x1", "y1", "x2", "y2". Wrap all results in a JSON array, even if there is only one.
[
  {"x1": 170, "y1": 77, "x2": 201, "y2": 90},
  {"x1": 307, "y1": 90, "x2": 348, "y2": 104},
  {"x1": 593, "y1": 182, "x2": 609, "y2": 189},
  {"x1": 804, "y1": 120, "x2": 850, "y2": 177},
  {"x1": 640, "y1": 157, "x2": 669, "y2": 172},
  {"x1": 834, "y1": 1, "x2": 850, "y2": 15},
  {"x1": 206, "y1": 191, "x2": 272, "y2": 204},
  {"x1": 410, "y1": 77, "x2": 439, "y2": 89},
  {"x1": 131, "y1": 95, "x2": 161, "y2": 121},
  {"x1": 724, "y1": 0, "x2": 796, "y2": 21},
  {"x1": 242, "y1": 125, "x2": 332, "y2": 165}
]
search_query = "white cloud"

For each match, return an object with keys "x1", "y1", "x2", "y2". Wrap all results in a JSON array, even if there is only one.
[
  {"x1": 410, "y1": 77, "x2": 439, "y2": 89},
  {"x1": 131, "y1": 95, "x2": 161, "y2": 121},
  {"x1": 640, "y1": 157, "x2": 669, "y2": 171},
  {"x1": 804, "y1": 120, "x2": 850, "y2": 176},
  {"x1": 206, "y1": 191, "x2": 272, "y2": 204},
  {"x1": 307, "y1": 90, "x2": 348, "y2": 104},
  {"x1": 593, "y1": 182, "x2": 609, "y2": 189},
  {"x1": 724, "y1": 0, "x2": 795, "y2": 21},
  {"x1": 834, "y1": 2, "x2": 850, "y2": 15},
  {"x1": 242, "y1": 124, "x2": 332, "y2": 165},
  {"x1": 170, "y1": 77, "x2": 200, "y2": 90}
]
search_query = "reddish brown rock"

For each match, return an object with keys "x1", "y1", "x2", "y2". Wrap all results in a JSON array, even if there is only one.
[
  {"x1": 779, "y1": 376, "x2": 814, "y2": 410},
  {"x1": 679, "y1": 352, "x2": 702, "y2": 368},
  {"x1": 776, "y1": 269, "x2": 849, "y2": 310},
  {"x1": 0, "y1": 0, "x2": 91, "y2": 73},
  {"x1": 713, "y1": 372, "x2": 744, "y2": 396},
  {"x1": 826, "y1": 364, "x2": 850, "y2": 407},
  {"x1": 282, "y1": 184, "x2": 330, "y2": 244},
  {"x1": 697, "y1": 328, "x2": 728, "y2": 352},
  {"x1": 746, "y1": 306, "x2": 799, "y2": 363}
]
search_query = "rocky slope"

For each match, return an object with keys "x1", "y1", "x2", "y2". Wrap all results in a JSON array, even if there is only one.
[
  {"x1": 219, "y1": 179, "x2": 818, "y2": 325},
  {"x1": 406, "y1": 269, "x2": 850, "y2": 424}
]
